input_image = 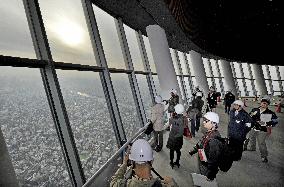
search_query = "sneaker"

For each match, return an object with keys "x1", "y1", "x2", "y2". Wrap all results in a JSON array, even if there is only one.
[{"x1": 261, "y1": 157, "x2": 268, "y2": 163}]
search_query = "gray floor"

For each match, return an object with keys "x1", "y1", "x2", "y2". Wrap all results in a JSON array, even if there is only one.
[{"x1": 152, "y1": 99, "x2": 284, "y2": 187}]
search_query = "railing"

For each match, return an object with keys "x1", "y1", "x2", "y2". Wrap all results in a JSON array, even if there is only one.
[{"x1": 82, "y1": 122, "x2": 151, "y2": 187}]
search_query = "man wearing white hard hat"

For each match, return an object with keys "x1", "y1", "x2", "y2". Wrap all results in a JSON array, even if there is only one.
[
  {"x1": 110, "y1": 139, "x2": 178, "y2": 187},
  {"x1": 188, "y1": 112, "x2": 222, "y2": 181},
  {"x1": 164, "y1": 89, "x2": 179, "y2": 116},
  {"x1": 188, "y1": 91, "x2": 204, "y2": 137},
  {"x1": 228, "y1": 100, "x2": 253, "y2": 161}
]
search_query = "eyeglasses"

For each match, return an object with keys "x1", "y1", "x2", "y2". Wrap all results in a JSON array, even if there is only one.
[{"x1": 203, "y1": 119, "x2": 210, "y2": 123}]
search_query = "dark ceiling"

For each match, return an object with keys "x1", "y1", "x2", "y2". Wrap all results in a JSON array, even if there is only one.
[{"x1": 91, "y1": 0, "x2": 280, "y2": 65}]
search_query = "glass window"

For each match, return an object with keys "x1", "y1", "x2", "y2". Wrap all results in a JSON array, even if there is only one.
[
  {"x1": 246, "y1": 80, "x2": 253, "y2": 96},
  {"x1": 39, "y1": 0, "x2": 96, "y2": 65},
  {"x1": 56, "y1": 70, "x2": 116, "y2": 179},
  {"x1": 93, "y1": 5, "x2": 125, "y2": 69},
  {"x1": 233, "y1": 62, "x2": 242, "y2": 78},
  {"x1": 170, "y1": 49, "x2": 178, "y2": 74},
  {"x1": 222, "y1": 78, "x2": 229, "y2": 93},
  {"x1": 236, "y1": 79, "x2": 245, "y2": 96},
  {"x1": 210, "y1": 59, "x2": 219, "y2": 77},
  {"x1": 207, "y1": 78, "x2": 213, "y2": 88},
  {"x1": 0, "y1": 67, "x2": 71, "y2": 186},
  {"x1": 186, "y1": 53, "x2": 195, "y2": 76},
  {"x1": 279, "y1": 66, "x2": 284, "y2": 80},
  {"x1": 123, "y1": 24, "x2": 144, "y2": 71},
  {"x1": 262, "y1": 65, "x2": 269, "y2": 79},
  {"x1": 177, "y1": 77, "x2": 185, "y2": 101},
  {"x1": 214, "y1": 78, "x2": 221, "y2": 93},
  {"x1": 177, "y1": 51, "x2": 188, "y2": 75},
  {"x1": 242, "y1": 63, "x2": 250, "y2": 78},
  {"x1": 143, "y1": 35, "x2": 156, "y2": 73},
  {"x1": 152, "y1": 75, "x2": 161, "y2": 96},
  {"x1": 110, "y1": 74, "x2": 140, "y2": 138},
  {"x1": 269, "y1": 65, "x2": 278, "y2": 80},
  {"x1": 203, "y1": 58, "x2": 211, "y2": 77},
  {"x1": 0, "y1": 0, "x2": 36, "y2": 58},
  {"x1": 264, "y1": 80, "x2": 271, "y2": 94},
  {"x1": 184, "y1": 77, "x2": 192, "y2": 102},
  {"x1": 192, "y1": 77, "x2": 197, "y2": 88},
  {"x1": 136, "y1": 75, "x2": 153, "y2": 118},
  {"x1": 272, "y1": 81, "x2": 280, "y2": 92}
]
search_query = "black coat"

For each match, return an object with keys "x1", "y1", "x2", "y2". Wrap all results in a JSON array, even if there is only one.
[
  {"x1": 249, "y1": 107, "x2": 278, "y2": 132},
  {"x1": 224, "y1": 92, "x2": 235, "y2": 105},
  {"x1": 207, "y1": 92, "x2": 218, "y2": 108},
  {"x1": 166, "y1": 114, "x2": 184, "y2": 150}
]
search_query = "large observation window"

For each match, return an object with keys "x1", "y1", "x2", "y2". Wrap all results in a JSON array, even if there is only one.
[
  {"x1": 232, "y1": 62, "x2": 242, "y2": 78},
  {"x1": 93, "y1": 5, "x2": 125, "y2": 69},
  {"x1": 242, "y1": 63, "x2": 250, "y2": 78},
  {"x1": 177, "y1": 77, "x2": 185, "y2": 101},
  {"x1": 39, "y1": 0, "x2": 96, "y2": 65},
  {"x1": 170, "y1": 49, "x2": 179, "y2": 74},
  {"x1": 178, "y1": 51, "x2": 188, "y2": 75},
  {"x1": 261, "y1": 65, "x2": 269, "y2": 79},
  {"x1": 142, "y1": 36, "x2": 157, "y2": 73},
  {"x1": 124, "y1": 24, "x2": 144, "y2": 71},
  {"x1": 110, "y1": 73, "x2": 140, "y2": 138},
  {"x1": 279, "y1": 66, "x2": 284, "y2": 80},
  {"x1": 0, "y1": 67, "x2": 71, "y2": 186},
  {"x1": 152, "y1": 75, "x2": 161, "y2": 96},
  {"x1": 186, "y1": 53, "x2": 195, "y2": 76},
  {"x1": 136, "y1": 75, "x2": 153, "y2": 118},
  {"x1": 0, "y1": 0, "x2": 35, "y2": 58},
  {"x1": 203, "y1": 58, "x2": 211, "y2": 77},
  {"x1": 210, "y1": 59, "x2": 219, "y2": 77},
  {"x1": 56, "y1": 70, "x2": 117, "y2": 179}
]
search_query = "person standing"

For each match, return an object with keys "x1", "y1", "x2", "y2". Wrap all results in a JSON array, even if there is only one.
[
  {"x1": 164, "y1": 89, "x2": 179, "y2": 117},
  {"x1": 151, "y1": 95, "x2": 165, "y2": 152},
  {"x1": 166, "y1": 104, "x2": 186, "y2": 169},
  {"x1": 207, "y1": 87, "x2": 218, "y2": 112},
  {"x1": 189, "y1": 92, "x2": 204, "y2": 137},
  {"x1": 224, "y1": 90, "x2": 235, "y2": 114},
  {"x1": 228, "y1": 100, "x2": 252, "y2": 161},
  {"x1": 244, "y1": 96, "x2": 278, "y2": 163}
]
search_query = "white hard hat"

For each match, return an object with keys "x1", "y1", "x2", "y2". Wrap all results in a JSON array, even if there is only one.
[
  {"x1": 261, "y1": 95, "x2": 270, "y2": 104},
  {"x1": 129, "y1": 139, "x2": 153, "y2": 163},
  {"x1": 196, "y1": 92, "x2": 203, "y2": 97},
  {"x1": 203, "y1": 112, "x2": 219, "y2": 124},
  {"x1": 174, "y1": 104, "x2": 184, "y2": 114},
  {"x1": 171, "y1": 89, "x2": 177, "y2": 94},
  {"x1": 233, "y1": 100, "x2": 244, "y2": 107},
  {"x1": 155, "y1": 95, "x2": 162, "y2": 104}
]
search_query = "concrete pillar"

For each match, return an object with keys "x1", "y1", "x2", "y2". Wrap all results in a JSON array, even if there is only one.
[
  {"x1": 189, "y1": 51, "x2": 209, "y2": 95},
  {"x1": 146, "y1": 25, "x2": 181, "y2": 101},
  {"x1": 0, "y1": 129, "x2": 19, "y2": 187},
  {"x1": 220, "y1": 60, "x2": 238, "y2": 97},
  {"x1": 275, "y1": 66, "x2": 284, "y2": 93},
  {"x1": 252, "y1": 64, "x2": 268, "y2": 96}
]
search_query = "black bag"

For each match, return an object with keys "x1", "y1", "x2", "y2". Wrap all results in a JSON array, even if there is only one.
[
  {"x1": 216, "y1": 137, "x2": 234, "y2": 172},
  {"x1": 144, "y1": 121, "x2": 154, "y2": 135}
]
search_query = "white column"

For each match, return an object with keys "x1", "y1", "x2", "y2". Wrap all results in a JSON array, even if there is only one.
[
  {"x1": 146, "y1": 25, "x2": 181, "y2": 101},
  {"x1": 189, "y1": 50, "x2": 209, "y2": 95},
  {"x1": 252, "y1": 64, "x2": 268, "y2": 96},
  {"x1": 220, "y1": 60, "x2": 238, "y2": 97}
]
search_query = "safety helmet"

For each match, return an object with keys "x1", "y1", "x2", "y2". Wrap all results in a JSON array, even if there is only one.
[
  {"x1": 129, "y1": 139, "x2": 153, "y2": 163},
  {"x1": 155, "y1": 95, "x2": 162, "y2": 104},
  {"x1": 210, "y1": 86, "x2": 215, "y2": 91},
  {"x1": 261, "y1": 95, "x2": 270, "y2": 104},
  {"x1": 196, "y1": 92, "x2": 203, "y2": 97},
  {"x1": 233, "y1": 100, "x2": 244, "y2": 107},
  {"x1": 171, "y1": 89, "x2": 177, "y2": 95},
  {"x1": 203, "y1": 112, "x2": 219, "y2": 124},
  {"x1": 174, "y1": 104, "x2": 184, "y2": 114}
]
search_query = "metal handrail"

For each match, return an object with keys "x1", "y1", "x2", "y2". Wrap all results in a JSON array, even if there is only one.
[{"x1": 82, "y1": 122, "x2": 151, "y2": 187}]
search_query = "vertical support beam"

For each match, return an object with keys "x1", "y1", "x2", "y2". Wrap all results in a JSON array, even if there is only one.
[
  {"x1": 115, "y1": 18, "x2": 146, "y2": 126},
  {"x1": 230, "y1": 62, "x2": 240, "y2": 97},
  {"x1": 265, "y1": 65, "x2": 274, "y2": 94},
  {"x1": 146, "y1": 25, "x2": 181, "y2": 101},
  {"x1": 81, "y1": 0, "x2": 126, "y2": 145},
  {"x1": 173, "y1": 49, "x2": 188, "y2": 105},
  {"x1": 247, "y1": 63, "x2": 257, "y2": 96},
  {"x1": 215, "y1": 59, "x2": 224, "y2": 95},
  {"x1": 189, "y1": 51, "x2": 209, "y2": 96},
  {"x1": 24, "y1": 0, "x2": 85, "y2": 185},
  {"x1": 239, "y1": 63, "x2": 249, "y2": 96},
  {"x1": 275, "y1": 66, "x2": 284, "y2": 93},
  {"x1": 136, "y1": 30, "x2": 156, "y2": 103},
  {"x1": 220, "y1": 60, "x2": 238, "y2": 97},
  {"x1": 207, "y1": 58, "x2": 216, "y2": 88},
  {"x1": 183, "y1": 53, "x2": 194, "y2": 94},
  {"x1": 252, "y1": 64, "x2": 268, "y2": 96},
  {"x1": 0, "y1": 129, "x2": 19, "y2": 187}
]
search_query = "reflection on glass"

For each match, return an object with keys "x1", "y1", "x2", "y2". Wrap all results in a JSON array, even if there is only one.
[
  {"x1": 124, "y1": 24, "x2": 144, "y2": 71},
  {"x1": 0, "y1": 0, "x2": 35, "y2": 58},
  {"x1": 0, "y1": 67, "x2": 71, "y2": 186},
  {"x1": 93, "y1": 5, "x2": 125, "y2": 69},
  {"x1": 111, "y1": 74, "x2": 140, "y2": 138},
  {"x1": 39, "y1": 0, "x2": 96, "y2": 65},
  {"x1": 170, "y1": 49, "x2": 178, "y2": 74},
  {"x1": 152, "y1": 75, "x2": 161, "y2": 96},
  {"x1": 136, "y1": 74, "x2": 153, "y2": 118},
  {"x1": 143, "y1": 36, "x2": 156, "y2": 73},
  {"x1": 56, "y1": 70, "x2": 117, "y2": 179}
]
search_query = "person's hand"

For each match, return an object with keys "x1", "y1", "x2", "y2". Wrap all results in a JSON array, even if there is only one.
[
  {"x1": 162, "y1": 176, "x2": 173, "y2": 184},
  {"x1": 258, "y1": 121, "x2": 266, "y2": 126}
]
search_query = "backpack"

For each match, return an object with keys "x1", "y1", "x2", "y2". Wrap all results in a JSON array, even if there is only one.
[{"x1": 216, "y1": 137, "x2": 234, "y2": 172}]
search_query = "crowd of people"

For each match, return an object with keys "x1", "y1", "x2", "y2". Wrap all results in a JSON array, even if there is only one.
[{"x1": 110, "y1": 87, "x2": 279, "y2": 187}]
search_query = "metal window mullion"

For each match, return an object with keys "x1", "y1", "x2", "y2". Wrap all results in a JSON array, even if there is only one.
[
  {"x1": 182, "y1": 53, "x2": 194, "y2": 94},
  {"x1": 81, "y1": 0, "x2": 126, "y2": 146},
  {"x1": 230, "y1": 62, "x2": 240, "y2": 96},
  {"x1": 173, "y1": 50, "x2": 188, "y2": 105},
  {"x1": 136, "y1": 30, "x2": 156, "y2": 103},
  {"x1": 23, "y1": 0, "x2": 85, "y2": 186},
  {"x1": 265, "y1": 65, "x2": 274, "y2": 94},
  {"x1": 207, "y1": 58, "x2": 216, "y2": 88},
  {"x1": 275, "y1": 66, "x2": 284, "y2": 92},
  {"x1": 215, "y1": 59, "x2": 224, "y2": 95},
  {"x1": 247, "y1": 63, "x2": 257, "y2": 96},
  {"x1": 239, "y1": 63, "x2": 248, "y2": 96},
  {"x1": 115, "y1": 18, "x2": 146, "y2": 126}
]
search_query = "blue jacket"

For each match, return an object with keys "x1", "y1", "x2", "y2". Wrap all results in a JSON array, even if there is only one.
[{"x1": 228, "y1": 109, "x2": 253, "y2": 142}]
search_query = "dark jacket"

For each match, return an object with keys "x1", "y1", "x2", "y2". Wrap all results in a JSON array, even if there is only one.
[
  {"x1": 199, "y1": 130, "x2": 222, "y2": 180},
  {"x1": 191, "y1": 96, "x2": 204, "y2": 112},
  {"x1": 228, "y1": 109, "x2": 252, "y2": 142},
  {"x1": 224, "y1": 92, "x2": 235, "y2": 106},
  {"x1": 167, "y1": 95, "x2": 179, "y2": 113},
  {"x1": 207, "y1": 92, "x2": 218, "y2": 108},
  {"x1": 249, "y1": 107, "x2": 278, "y2": 132},
  {"x1": 166, "y1": 114, "x2": 185, "y2": 150}
]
